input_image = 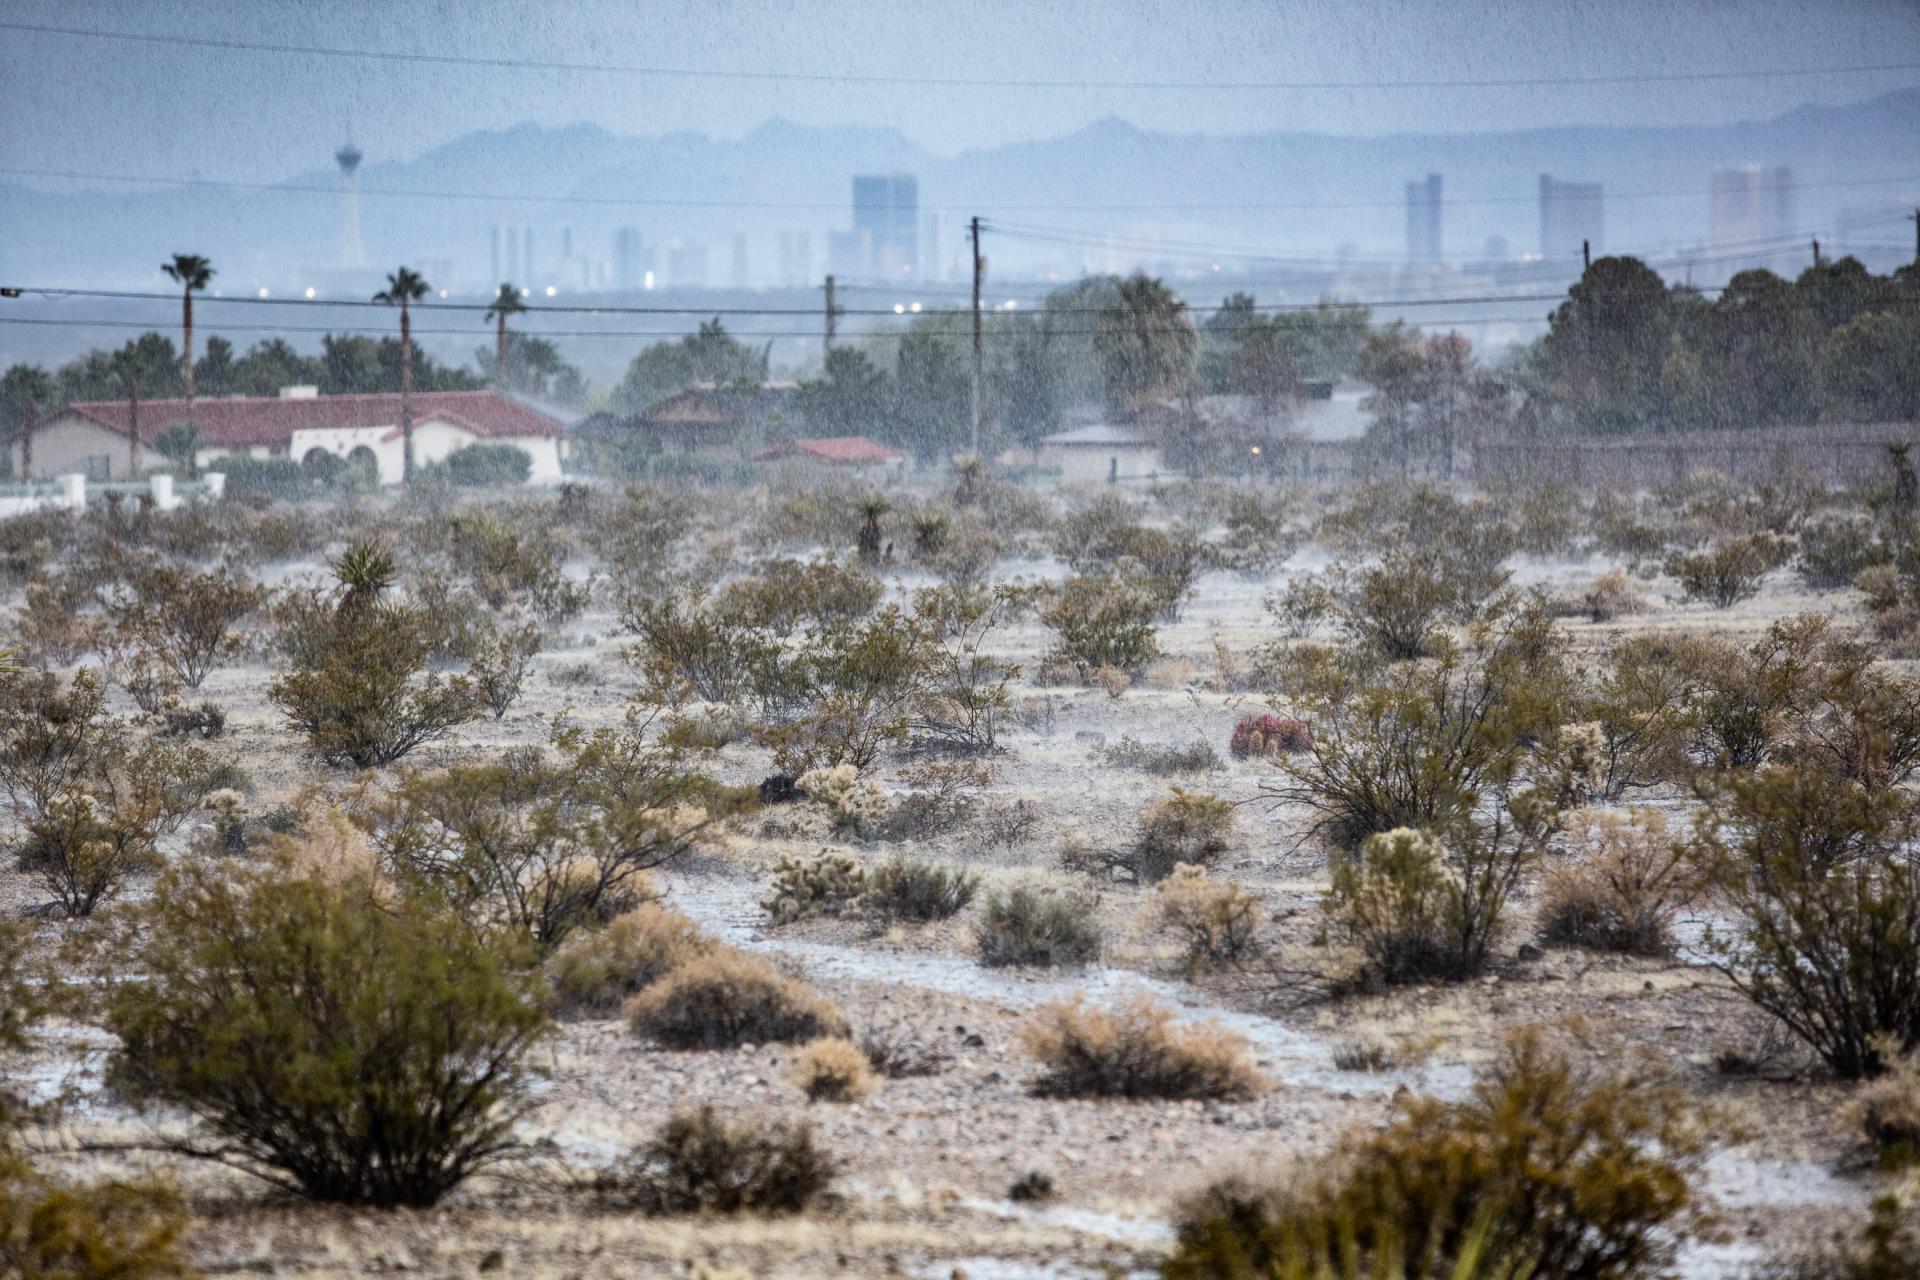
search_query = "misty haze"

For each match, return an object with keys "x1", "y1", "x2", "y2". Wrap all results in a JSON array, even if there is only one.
[{"x1": 2, "y1": 3, "x2": 1920, "y2": 1277}]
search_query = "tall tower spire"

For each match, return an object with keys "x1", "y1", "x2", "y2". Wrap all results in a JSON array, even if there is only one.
[{"x1": 335, "y1": 120, "x2": 365, "y2": 271}]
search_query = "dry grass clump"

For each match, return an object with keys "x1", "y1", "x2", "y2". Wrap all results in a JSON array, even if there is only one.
[
  {"x1": 1152, "y1": 864, "x2": 1263, "y2": 975},
  {"x1": 627, "y1": 950, "x2": 847, "y2": 1050},
  {"x1": 788, "y1": 1037, "x2": 878, "y2": 1102},
  {"x1": 0, "y1": 1153, "x2": 194, "y2": 1280},
  {"x1": 1099, "y1": 735, "x2": 1222, "y2": 775},
  {"x1": 1851, "y1": 1037, "x2": 1920, "y2": 1170},
  {"x1": 1538, "y1": 807, "x2": 1695, "y2": 957},
  {"x1": 546, "y1": 903, "x2": 711, "y2": 1016},
  {"x1": 975, "y1": 887, "x2": 1104, "y2": 968},
  {"x1": 601, "y1": 1106, "x2": 836, "y2": 1215},
  {"x1": 1018, "y1": 995, "x2": 1265, "y2": 1101}
]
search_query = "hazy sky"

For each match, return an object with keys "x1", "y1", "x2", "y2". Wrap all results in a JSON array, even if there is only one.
[{"x1": 4, "y1": 0, "x2": 1919, "y2": 180}]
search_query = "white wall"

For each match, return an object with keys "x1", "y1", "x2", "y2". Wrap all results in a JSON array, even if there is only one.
[
  {"x1": 9, "y1": 413, "x2": 165, "y2": 481},
  {"x1": 1054, "y1": 444, "x2": 1168, "y2": 487}
]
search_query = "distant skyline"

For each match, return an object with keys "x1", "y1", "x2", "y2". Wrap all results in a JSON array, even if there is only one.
[{"x1": 4, "y1": 0, "x2": 1920, "y2": 183}]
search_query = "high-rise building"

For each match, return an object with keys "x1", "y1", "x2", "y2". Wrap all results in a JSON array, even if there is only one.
[
  {"x1": 731, "y1": 233, "x2": 750, "y2": 289},
  {"x1": 613, "y1": 227, "x2": 653, "y2": 290},
  {"x1": 1539, "y1": 174, "x2": 1604, "y2": 262},
  {"x1": 667, "y1": 240, "x2": 708, "y2": 288},
  {"x1": 853, "y1": 174, "x2": 919, "y2": 275},
  {"x1": 779, "y1": 231, "x2": 813, "y2": 287},
  {"x1": 1710, "y1": 166, "x2": 1797, "y2": 260},
  {"x1": 335, "y1": 134, "x2": 365, "y2": 271},
  {"x1": 1404, "y1": 173, "x2": 1442, "y2": 263}
]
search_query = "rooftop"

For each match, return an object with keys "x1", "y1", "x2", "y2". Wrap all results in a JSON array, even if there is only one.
[{"x1": 59, "y1": 390, "x2": 565, "y2": 448}]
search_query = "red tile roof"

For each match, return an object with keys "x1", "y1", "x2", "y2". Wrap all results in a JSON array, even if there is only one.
[
  {"x1": 757, "y1": 436, "x2": 907, "y2": 465},
  {"x1": 61, "y1": 391, "x2": 564, "y2": 448}
]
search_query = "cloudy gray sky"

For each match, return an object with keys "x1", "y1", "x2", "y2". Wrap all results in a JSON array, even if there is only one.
[{"x1": 4, "y1": 0, "x2": 1919, "y2": 179}]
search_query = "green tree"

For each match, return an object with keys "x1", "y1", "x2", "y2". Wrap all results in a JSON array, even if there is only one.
[
  {"x1": 160, "y1": 254, "x2": 214, "y2": 479},
  {"x1": 1540, "y1": 256, "x2": 1674, "y2": 434},
  {"x1": 1094, "y1": 274, "x2": 1197, "y2": 416},
  {"x1": 193, "y1": 334, "x2": 236, "y2": 398},
  {"x1": 796, "y1": 347, "x2": 891, "y2": 437},
  {"x1": 893, "y1": 325, "x2": 970, "y2": 459},
  {"x1": 372, "y1": 267, "x2": 431, "y2": 485},
  {"x1": 1823, "y1": 310, "x2": 1920, "y2": 424},
  {"x1": 611, "y1": 320, "x2": 765, "y2": 415},
  {"x1": 111, "y1": 341, "x2": 167, "y2": 480},
  {"x1": 0, "y1": 365, "x2": 57, "y2": 480},
  {"x1": 228, "y1": 338, "x2": 321, "y2": 397},
  {"x1": 994, "y1": 316, "x2": 1064, "y2": 449}
]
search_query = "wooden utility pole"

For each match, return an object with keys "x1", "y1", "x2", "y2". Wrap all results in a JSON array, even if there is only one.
[
  {"x1": 1582, "y1": 239, "x2": 1590, "y2": 271},
  {"x1": 1910, "y1": 209, "x2": 1919, "y2": 264},
  {"x1": 823, "y1": 275, "x2": 839, "y2": 362},
  {"x1": 969, "y1": 216, "x2": 983, "y2": 457},
  {"x1": 1812, "y1": 237, "x2": 1822, "y2": 267}
]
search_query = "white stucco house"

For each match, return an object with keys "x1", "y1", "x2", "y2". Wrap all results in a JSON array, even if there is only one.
[
  {"x1": 8, "y1": 386, "x2": 569, "y2": 486},
  {"x1": 1036, "y1": 424, "x2": 1171, "y2": 487}
]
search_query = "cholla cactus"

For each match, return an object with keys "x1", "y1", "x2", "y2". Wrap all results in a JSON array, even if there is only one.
[
  {"x1": 761, "y1": 849, "x2": 868, "y2": 925},
  {"x1": 797, "y1": 764, "x2": 888, "y2": 834},
  {"x1": 1536, "y1": 721, "x2": 1607, "y2": 809},
  {"x1": 204, "y1": 788, "x2": 248, "y2": 855}
]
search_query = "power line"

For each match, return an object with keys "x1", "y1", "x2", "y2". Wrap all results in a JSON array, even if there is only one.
[
  {"x1": 5, "y1": 164, "x2": 1916, "y2": 216},
  {"x1": 6, "y1": 21, "x2": 1917, "y2": 91}
]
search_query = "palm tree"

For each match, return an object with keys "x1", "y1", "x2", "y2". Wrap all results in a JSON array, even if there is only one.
[
  {"x1": 161, "y1": 254, "x2": 214, "y2": 479},
  {"x1": 484, "y1": 283, "x2": 526, "y2": 387},
  {"x1": 372, "y1": 267, "x2": 431, "y2": 485},
  {"x1": 111, "y1": 345, "x2": 157, "y2": 480},
  {"x1": 1, "y1": 364, "x2": 57, "y2": 480}
]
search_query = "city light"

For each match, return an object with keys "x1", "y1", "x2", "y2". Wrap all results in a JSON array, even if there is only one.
[
  {"x1": 643, "y1": 271, "x2": 654, "y2": 290},
  {"x1": 545, "y1": 286, "x2": 557, "y2": 297},
  {"x1": 909, "y1": 301, "x2": 922, "y2": 313},
  {"x1": 303, "y1": 287, "x2": 316, "y2": 298},
  {"x1": 520, "y1": 287, "x2": 532, "y2": 298},
  {"x1": 438, "y1": 289, "x2": 448, "y2": 298},
  {"x1": 893, "y1": 303, "x2": 905, "y2": 314},
  {"x1": 257, "y1": 287, "x2": 269, "y2": 298}
]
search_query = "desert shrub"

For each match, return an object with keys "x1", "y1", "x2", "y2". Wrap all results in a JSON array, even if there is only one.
[
  {"x1": 603, "y1": 1106, "x2": 835, "y2": 1215},
  {"x1": 107, "y1": 559, "x2": 267, "y2": 689},
  {"x1": 788, "y1": 1037, "x2": 878, "y2": 1102},
  {"x1": 908, "y1": 583, "x2": 1023, "y2": 752},
  {"x1": 439, "y1": 443, "x2": 533, "y2": 486},
  {"x1": 1799, "y1": 514, "x2": 1890, "y2": 590},
  {"x1": 1099, "y1": 735, "x2": 1222, "y2": 775},
  {"x1": 1690, "y1": 763, "x2": 1920, "y2": 1078},
  {"x1": 622, "y1": 588, "x2": 777, "y2": 707},
  {"x1": 21, "y1": 787, "x2": 164, "y2": 918},
  {"x1": 794, "y1": 763, "x2": 888, "y2": 834},
  {"x1": 361, "y1": 721, "x2": 748, "y2": 949},
  {"x1": 103, "y1": 858, "x2": 547, "y2": 1207},
  {"x1": 752, "y1": 606, "x2": 935, "y2": 775},
  {"x1": 627, "y1": 950, "x2": 847, "y2": 1049},
  {"x1": 10, "y1": 573, "x2": 101, "y2": 665},
  {"x1": 468, "y1": 622, "x2": 542, "y2": 718},
  {"x1": 407, "y1": 575, "x2": 495, "y2": 663},
  {"x1": 1579, "y1": 633, "x2": 1701, "y2": 799},
  {"x1": 1852, "y1": 1040, "x2": 1920, "y2": 1170},
  {"x1": 717, "y1": 559, "x2": 883, "y2": 637},
  {"x1": 545, "y1": 903, "x2": 710, "y2": 1016},
  {"x1": 1039, "y1": 575, "x2": 1160, "y2": 677},
  {"x1": 1580, "y1": 569, "x2": 1647, "y2": 623},
  {"x1": 976, "y1": 887, "x2": 1103, "y2": 967},
  {"x1": 1166, "y1": 1030, "x2": 1704, "y2": 1280},
  {"x1": 1267, "y1": 575, "x2": 1336, "y2": 640},
  {"x1": 1122, "y1": 788, "x2": 1236, "y2": 883},
  {"x1": 268, "y1": 543, "x2": 479, "y2": 767},
  {"x1": 1007, "y1": 1170, "x2": 1056, "y2": 1203},
  {"x1": 1539, "y1": 808, "x2": 1693, "y2": 956},
  {"x1": 869, "y1": 756, "x2": 992, "y2": 842},
  {"x1": 1329, "y1": 807, "x2": 1549, "y2": 985},
  {"x1": 1153, "y1": 864, "x2": 1263, "y2": 975},
  {"x1": 1666, "y1": 531, "x2": 1794, "y2": 608},
  {"x1": 864, "y1": 857, "x2": 979, "y2": 922},
  {"x1": 761, "y1": 850, "x2": 867, "y2": 925},
  {"x1": 1680, "y1": 615, "x2": 1852, "y2": 772},
  {"x1": 857, "y1": 1020, "x2": 951, "y2": 1078},
  {"x1": 1758, "y1": 1195, "x2": 1920, "y2": 1280},
  {"x1": 1229, "y1": 712, "x2": 1312, "y2": 760},
  {"x1": 1266, "y1": 599, "x2": 1571, "y2": 847},
  {"x1": 1330, "y1": 543, "x2": 1511, "y2": 661},
  {"x1": 1018, "y1": 995, "x2": 1264, "y2": 1101},
  {"x1": 0, "y1": 1152, "x2": 194, "y2": 1280},
  {"x1": 439, "y1": 508, "x2": 589, "y2": 626},
  {"x1": 209, "y1": 455, "x2": 307, "y2": 501}
]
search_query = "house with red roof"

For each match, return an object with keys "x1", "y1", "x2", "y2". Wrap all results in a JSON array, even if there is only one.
[
  {"x1": 9, "y1": 386, "x2": 569, "y2": 486},
  {"x1": 754, "y1": 436, "x2": 906, "y2": 469}
]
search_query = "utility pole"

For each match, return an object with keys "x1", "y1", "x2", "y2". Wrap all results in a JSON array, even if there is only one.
[
  {"x1": 1910, "y1": 209, "x2": 1919, "y2": 264},
  {"x1": 1812, "y1": 237, "x2": 1822, "y2": 267},
  {"x1": 822, "y1": 275, "x2": 839, "y2": 363},
  {"x1": 1582, "y1": 239, "x2": 1590, "y2": 271},
  {"x1": 969, "y1": 216, "x2": 983, "y2": 459}
]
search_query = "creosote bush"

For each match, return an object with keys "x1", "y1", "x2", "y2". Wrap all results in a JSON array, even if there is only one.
[
  {"x1": 269, "y1": 542, "x2": 479, "y2": 767},
  {"x1": 627, "y1": 950, "x2": 848, "y2": 1050},
  {"x1": 864, "y1": 857, "x2": 979, "y2": 922},
  {"x1": 103, "y1": 855, "x2": 548, "y2": 1208},
  {"x1": 1691, "y1": 763, "x2": 1920, "y2": 1078},
  {"x1": 108, "y1": 558, "x2": 268, "y2": 689},
  {"x1": 1666, "y1": 531, "x2": 1794, "y2": 608},
  {"x1": 602, "y1": 1106, "x2": 835, "y2": 1215},
  {"x1": 1039, "y1": 574, "x2": 1160, "y2": 678},
  {"x1": 1018, "y1": 995, "x2": 1265, "y2": 1101},
  {"x1": 976, "y1": 887, "x2": 1103, "y2": 968},
  {"x1": 1124, "y1": 788, "x2": 1236, "y2": 883},
  {"x1": 789, "y1": 1037, "x2": 878, "y2": 1102},
  {"x1": 1165, "y1": 1030, "x2": 1706, "y2": 1280}
]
